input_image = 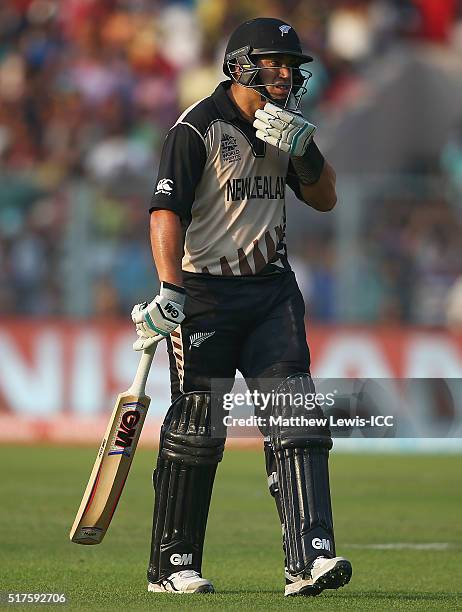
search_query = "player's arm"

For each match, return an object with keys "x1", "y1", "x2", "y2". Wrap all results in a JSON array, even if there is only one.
[
  {"x1": 148, "y1": 122, "x2": 206, "y2": 286},
  {"x1": 130, "y1": 210, "x2": 185, "y2": 351},
  {"x1": 131, "y1": 123, "x2": 206, "y2": 350},
  {"x1": 150, "y1": 209, "x2": 184, "y2": 287},
  {"x1": 295, "y1": 157, "x2": 337, "y2": 212}
]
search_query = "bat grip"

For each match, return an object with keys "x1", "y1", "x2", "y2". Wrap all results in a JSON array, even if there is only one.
[{"x1": 128, "y1": 346, "x2": 156, "y2": 396}]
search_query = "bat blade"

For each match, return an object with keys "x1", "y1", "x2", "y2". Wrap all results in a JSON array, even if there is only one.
[{"x1": 70, "y1": 391, "x2": 150, "y2": 545}]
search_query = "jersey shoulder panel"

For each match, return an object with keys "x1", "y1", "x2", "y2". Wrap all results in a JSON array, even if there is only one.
[{"x1": 172, "y1": 95, "x2": 220, "y2": 140}]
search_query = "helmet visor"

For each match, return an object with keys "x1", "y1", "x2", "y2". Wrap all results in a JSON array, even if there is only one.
[{"x1": 226, "y1": 56, "x2": 312, "y2": 112}]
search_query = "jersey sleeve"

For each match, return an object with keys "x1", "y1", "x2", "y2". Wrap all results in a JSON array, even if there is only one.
[{"x1": 149, "y1": 123, "x2": 207, "y2": 221}]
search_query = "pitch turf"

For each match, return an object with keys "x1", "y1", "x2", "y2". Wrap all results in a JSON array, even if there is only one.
[{"x1": 0, "y1": 447, "x2": 461, "y2": 611}]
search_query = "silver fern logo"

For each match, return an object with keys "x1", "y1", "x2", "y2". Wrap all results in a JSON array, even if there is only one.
[
  {"x1": 189, "y1": 331, "x2": 215, "y2": 348},
  {"x1": 279, "y1": 24, "x2": 291, "y2": 36}
]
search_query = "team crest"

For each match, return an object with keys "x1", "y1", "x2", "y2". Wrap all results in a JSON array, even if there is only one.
[
  {"x1": 279, "y1": 24, "x2": 291, "y2": 36},
  {"x1": 221, "y1": 133, "x2": 241, "y2": 163},
  {"x1": 190, "y1": 331, "x2": 215, "y2": 348}
]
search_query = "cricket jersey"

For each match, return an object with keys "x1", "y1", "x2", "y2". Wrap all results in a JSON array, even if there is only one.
[{"x1": 150, "y1": 80, "x2": 305, "y2": 276}]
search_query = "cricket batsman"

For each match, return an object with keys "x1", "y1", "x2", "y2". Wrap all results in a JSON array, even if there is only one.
[{"x1": 131, "y1": 17, "x2": 352, "y2": 596}]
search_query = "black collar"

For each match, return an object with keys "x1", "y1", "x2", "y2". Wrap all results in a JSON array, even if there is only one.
[
  {"x1": 211, "y1": 80, "x2": 241, "y2": 122},
  {"x1": 211, "y1": 80, "x2": 265, "y2": 155}
]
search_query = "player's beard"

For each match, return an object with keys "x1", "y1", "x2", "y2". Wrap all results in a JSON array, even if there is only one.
[
  {"x1": 260, "y1": 82, "x2": 291, "y2": 109},
  {"x1": 266, "y1": 82, "x2": 291, "y2": 99},
  {"x1": 258, "y1": 72, "x2": 293, "y2": 108}
]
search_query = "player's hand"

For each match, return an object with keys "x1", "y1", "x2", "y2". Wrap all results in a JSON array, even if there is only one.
[
  {"x1": 253, "y1": 102, "x2": 316, "y2": 157},
  {"x1": 131, "y1": 282, "x2": 185, "y2": 351}
]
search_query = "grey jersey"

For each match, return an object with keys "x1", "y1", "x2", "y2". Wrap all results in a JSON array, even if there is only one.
[{"x1": 150, "y1": 80, "x2": 304, "y2": 276}]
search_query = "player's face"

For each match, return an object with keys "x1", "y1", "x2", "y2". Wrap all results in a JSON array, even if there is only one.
[{"x1": 256, "y1": 55, "x2": 298, "y2": 102}]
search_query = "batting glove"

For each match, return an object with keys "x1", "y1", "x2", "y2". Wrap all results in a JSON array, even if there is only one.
[
  {"x1": 253, "y1": 102, "x2": 316, "y2": 157},
  {"x1": 131, "y1": 282, "x2": 185, "y2": 351}
]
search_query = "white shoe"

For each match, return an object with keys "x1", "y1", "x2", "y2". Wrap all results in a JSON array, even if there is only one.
[
  {"x1": 284, "y1": 556, "x2": 352, "y2": 596},
  {"x1": 148, "y1": 570, "x2": 214, "y2": 594}
]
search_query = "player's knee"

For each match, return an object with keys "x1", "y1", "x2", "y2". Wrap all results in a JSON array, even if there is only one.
[
  {"x1": 161, "y1": 392, "x2": 225, "y2": 465},
  {"x1": 270, "y1": 373, "x2": 332, "y2": 451}
]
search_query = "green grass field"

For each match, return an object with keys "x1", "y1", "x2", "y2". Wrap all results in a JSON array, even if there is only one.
[{"x1": 1, "y1": 447, "x2": 461, "y2": 611}]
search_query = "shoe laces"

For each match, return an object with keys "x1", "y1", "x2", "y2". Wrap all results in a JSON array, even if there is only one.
[
  {"x1": 175, "y1": 570, "x2": 201, "y2": 579},
  {"x1": 311, "y1": 556, "x2": 327, "y2": 571},
  {"x1": 285, "y1": 556, "x2": 327, "y2": 582}
]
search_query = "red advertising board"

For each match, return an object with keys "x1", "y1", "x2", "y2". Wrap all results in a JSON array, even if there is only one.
[{"x1": 0, "y1": 321, "x2": 461, "y2": 444}]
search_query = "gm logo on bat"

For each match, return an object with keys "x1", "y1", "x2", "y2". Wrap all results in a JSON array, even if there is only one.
[{"x1": 109, "y1": 403, "x2": 145, "y2": 456}]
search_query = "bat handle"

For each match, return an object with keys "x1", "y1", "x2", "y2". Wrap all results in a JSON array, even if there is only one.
[{"x1": 127, "y1": 345, "x2": 156, "y2": 396}]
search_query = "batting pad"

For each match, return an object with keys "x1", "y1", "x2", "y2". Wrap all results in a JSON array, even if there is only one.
[{"x1": 147, "y1": 392, "x2": 225, "y2": 583}]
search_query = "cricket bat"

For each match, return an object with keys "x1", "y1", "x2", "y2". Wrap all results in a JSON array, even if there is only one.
[{"x1": 70, "y1": 346, "x2": 156, "y2": 545}]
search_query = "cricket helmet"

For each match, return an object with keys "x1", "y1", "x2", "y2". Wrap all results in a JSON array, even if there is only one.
[{"x1": 223, "y1": 17, "x2": 313, "y2": 110}]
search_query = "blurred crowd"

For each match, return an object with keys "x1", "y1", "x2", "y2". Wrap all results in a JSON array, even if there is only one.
[
  {"x1": 292, "y1": 184, "x2": 462, "y2": 326},
  {"x1": 1, "y1": 0, "x2": 462, "y2": 324}
]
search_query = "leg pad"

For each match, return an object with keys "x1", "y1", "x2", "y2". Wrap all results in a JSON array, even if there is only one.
[
  {"x1": 268, "y1": 374, "x2": 336, "y2": 575},
  {"x1": 148, "y1": 392, "x2": 225, "y2": 583}
]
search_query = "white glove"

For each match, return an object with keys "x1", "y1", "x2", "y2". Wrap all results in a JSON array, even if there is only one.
[
  {"x1": 131, "y1": 283, "x2": 185, "y2": 351},
  {"x1": 253, "y1": 102, "x2": 316, "y2": 156}
]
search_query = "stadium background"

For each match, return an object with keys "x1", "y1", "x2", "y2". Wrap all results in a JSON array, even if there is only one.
[
  {"x1": 0, "y1": 0, "x2": 462, "y2": 451},
  {"x1": 1, "y1": 3, "x2": 462, "y2": 610}
]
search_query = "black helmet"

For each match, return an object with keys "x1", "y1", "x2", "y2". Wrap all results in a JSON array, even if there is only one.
[{"x1": 223, "y1": 18, "x2": 313, "y2": 110}]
